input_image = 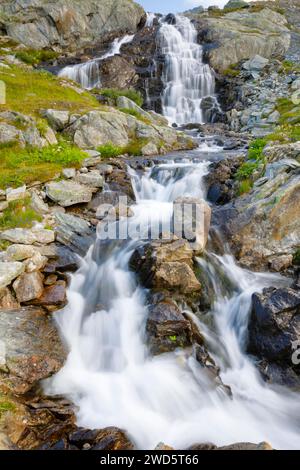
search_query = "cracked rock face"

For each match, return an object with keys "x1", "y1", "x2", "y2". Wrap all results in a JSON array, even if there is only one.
[
  {"x1": 0, "y1": 0, "x2": 145, "y2": 52},
  {"x1": 0, "y1": 307, "x2": 66, "y2": 395}
]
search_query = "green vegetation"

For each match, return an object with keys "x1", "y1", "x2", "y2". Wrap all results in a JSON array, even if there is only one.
[
  {"x1": 15, "y1": 49, "x2": 59, "y2": 66},
  {"x1": 293, "y1": 249, "x2": 300, "y2": 266},
  {"x1": 275, "y1": 98, "x2": 300, "y2": 125},
  {"x1": 0, "y1": 398, "x2": 15, "y2": 418},
  {"x1": 0, "y1": 142, "x2": 86, "y2": 189},
  {"x1": 0, "y1": 240, "x2": 11, "y2": 251},
  {"x1": 97, "y1": 138, "x2": 149, "y2": 159},
  {"x1": 99, "y1": 88, "x2": 143, "y2": 107},
  {"x1": 223, "y1": 65, "x2": 240, "y2": 77},
  {"x1": 0, "y1": 197, "x2": 42, "y2": 230},
  {"x1": 0, "y1": 64, "x2": 100, "y2": 117},
  {"x1": 279, "y1": 60, "x2": 300, "y2": 74},
  {"x1": 247, "y1": 138, "x2": 267, "y2": 160},
  {"x1": 169, "y1": 335, "x2": 178, "y2": 342},
  {"x1": 118, "y1": 107, "x2": 151, "y2": 124},
  {"x1": 97, "y1": 142, "x2": 124, "y2": 159},
  {"x1": 235, "y1": 139, "x2": 267, "y2": 194}
]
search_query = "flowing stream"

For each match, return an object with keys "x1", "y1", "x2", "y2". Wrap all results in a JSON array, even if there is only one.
[
  {"x1": 47, "y1": 141, "x2": 300, "y2": 450},
  {"x1": 159, "y1": 15, "x2": 218, "y2": 125},
  {"x1": 58, "y1": 34, "x2": 134, "y2": 89}
]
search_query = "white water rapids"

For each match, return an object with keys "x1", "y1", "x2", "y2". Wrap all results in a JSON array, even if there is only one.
[
  {"x1": 159, "y1": 15, "x2": 217, "y2": 125},
  {"x1": 58, "y1": 34, "x2": 134, "y2": 89},
  {"x1": 46, "y1": 142, "x2": 300, "y2": 450}
]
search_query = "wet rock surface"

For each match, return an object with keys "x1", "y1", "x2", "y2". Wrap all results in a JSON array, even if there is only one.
[{"x1": 248, "y1": 286, "x2": 300, "y2": 388}]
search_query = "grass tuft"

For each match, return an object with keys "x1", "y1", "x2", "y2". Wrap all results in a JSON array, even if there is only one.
[{"x1": 0, "y1": 197, "x2": 42, "y2": 230}]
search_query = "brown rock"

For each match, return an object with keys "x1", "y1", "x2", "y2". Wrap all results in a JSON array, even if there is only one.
[
  {"x1": 147, "y1": 301, "x2": 192, "y2": 354},
  {"x1": 0, "y1": 307, "x2": 66, "y2": 394},
  {"x1": 154, "y1": 262, "x2": 201, "y2": 294},
  {"x1": 13, "y1": 272, "x2": 44, "y2": 303},
  {"x1": 68, "y1": 427, "x2": 135, "y2": 450},
  {"x1": 35, "y1": 281, "x2": 67, "y2": 307},
  {"x1": 0, "y1": 287, "x2": 19, "y2": 310}
]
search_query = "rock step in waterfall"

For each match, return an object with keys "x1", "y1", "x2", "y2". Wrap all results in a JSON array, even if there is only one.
[{"x1": 58, "y1": 34, "x2": 135, "y2": 90}]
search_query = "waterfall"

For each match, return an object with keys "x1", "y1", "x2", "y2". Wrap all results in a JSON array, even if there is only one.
[
  {"x1": 46, "y1": 141, "x2": 300, "y2": 450},
  {"x1": 159, "y1": 15, "x2": 218, "y2": 125},
  {"x1": 145, "y1": 12, "x2": 156, "y2": 28},
  {"x1": 58, "y1": 34, "x2": 135, "y2": 90}
]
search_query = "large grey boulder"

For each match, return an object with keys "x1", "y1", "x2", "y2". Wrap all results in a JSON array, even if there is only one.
[
  {"x1": 0, "y1": 0, "x2": 145, "y2": 52},
  {"x1": 0, "y1": 228, "x2": 55, "y2": 245},
  {"x1": 117, "y1": 96, "x2": 153, "y2": 121},
  {"x1": 190, "y1": 8, "x2": 290, "y2": 72},
  {"x1": 243, "y1": 55, "x2": 269, "y2": 72},
  {"x1": 45, "y1": 180, "x2": 93, "y2": 207}
]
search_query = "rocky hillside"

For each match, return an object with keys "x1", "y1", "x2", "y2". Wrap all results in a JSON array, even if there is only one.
[{"x1": 0, "y1": 0, "x2": 145, "y2": 51}]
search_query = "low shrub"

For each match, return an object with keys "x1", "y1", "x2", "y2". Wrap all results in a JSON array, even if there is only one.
[
  {"x1": 0, "y1": 197, "x2": 42, "y2": 230},
  {"x1": 99, "y1": 88, "x2": 143, "y2": 107}
]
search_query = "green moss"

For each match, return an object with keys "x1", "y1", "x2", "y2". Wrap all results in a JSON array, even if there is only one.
[
  {"x1": 0, "y1": 197, "x2": 42, "y2": 230},
  {"x1": 0, "y1": 142, "x2": 86, "y2": 189},
  {"x1": 293, "y1": 249, "x2": 300, "y2": 265},
  {"x1": 0, "y1": 240, "x2": 11, "y2": 251},
  {"x1": 15, "y1": 49, "x2": 59, "y2": 66},
  {"x1": 97, "y1": 138, "x2": 149, "y2": 159},
  {"x1": 124, "y1": 138, "x2": 149, "y2": 156},
  {"x1": 169, "y1": 335, "x2": 178, "y2": 342},
  {"x1": 0, "y1": 64, "x2": 100, "y2": 117},
  {"x1": 248, "y1": 138, "x2": 267, "y2": 160},
  {"x1": 97, "y1": 142, "x2": 124, "y2": 159},
  {"x1": 0, "y1": 399, "x2": 15, "y2": 418},
  {"x1": 223, "y1": 66, "x2": 240, "y2": 77},
  {"x1": 99, "y1": 88, "x2": 143, "y2": 107}
]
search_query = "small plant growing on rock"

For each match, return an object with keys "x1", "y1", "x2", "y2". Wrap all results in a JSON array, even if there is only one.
[{"x1": 97, "y1": 142, "x2": 124, "y2": 158}]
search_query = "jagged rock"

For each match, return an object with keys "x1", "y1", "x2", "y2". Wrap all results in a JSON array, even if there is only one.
[
  {"x1": 191, "y1": 8, "x2": 290, "y2": 72},
  {"x1": 173, "y1": 197, "x2": 211, "y2": 253},
  {"x1": 68, "y1": 427, "x2": 134, "y2": 451},
  {"x1": 270, "y1": 255, "x2": 293, "y2": 272},
  {"x1": 6, "y1": 185, "x2": 27, "y2": 202},
  {"x1": 30, "y1": 192, "x2": 49, "y2": 215},
  {"x1": 117, "y1": 96, "x2": 153, "y2": 121},
  {"x1": 0, "y1": 123, "x2": 23, "y2": 146},
  {"x1": 0, "y1": 228, "x2": 55, "y2": 245},
  {"x1": 76, "y1": 171, "x2": 104, "y2": 188},
  {"x1": 4, "y1": 244, "x2": 36, "y2": 262},
  {"x1": 147, "y1": 301, "x2": 192, "y2": 354},
  {"x1": 24, "y1": 253, "x2": 48, "y2": 273},
  {"x1": 0, "y1": 287, "x2": 19, "y2": 309},
  {"x1": 243, "y1": 55, "x2": 269, "y2": 72},
  {"x1": 0, "y1": 307, "x2": 66, "y2": 394},
  {"x1": 0, "y1": 261, "x2": 25, "y2": 289},
  {"x1": 216, "y1": 170, "x2": 300, "y2": 269},
  {"x1": 99, "y1": 55, "x2": 139, "y2": 90},
  {"x1": 62, "y1": 168, "x2": 76, "y2": 179},
  {"x1": 0, "y1": 0, "x2": 145, "y2": 52},
  {"x1": 54, "y1": 212, "x2": 94, "y2": 255},
  {"x1": 248, "y1": 287, "x2": 300, "y2": 387},
  {"x1": 205, "y1": 156, "x2": 243, "y2": 205},
  {"x1": 44, "y1": 109, "x2": 70, "y2": 131},
  {"x1": 45, "y1": 180, "x2": 93, "y2": 207},
  {"x1": 43, "y1": 246, "x2": 79, "y2": 273},
  {"x1": 13, "y1": 271, "x2": 44, "y2": 303},
  {"x1": 130, "y1": 237, "x2": 201, "y2": 295},
  {"x1": 33, "y1": 281, "x2": 67, "y2": 308},
  {"x1": 4, "y1": 398, "x2": 75, "y2": 450},
  {"x1": 141, "y1": 142, "x2": 159, "y2": 156}
]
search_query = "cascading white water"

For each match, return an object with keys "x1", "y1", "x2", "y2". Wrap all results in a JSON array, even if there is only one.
[
  {"x1": 145, "y1": 12, "x2": 156, "y2": 28},
  {"x1": 46, "y1": 142, "x2": 300, "y2": 450},
  {"x1": 159, "y1": 15, "x2": 217, "y2": 125},
  {"x1": 58, "y1": 34, "x2": 134, "y2": 89}
]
